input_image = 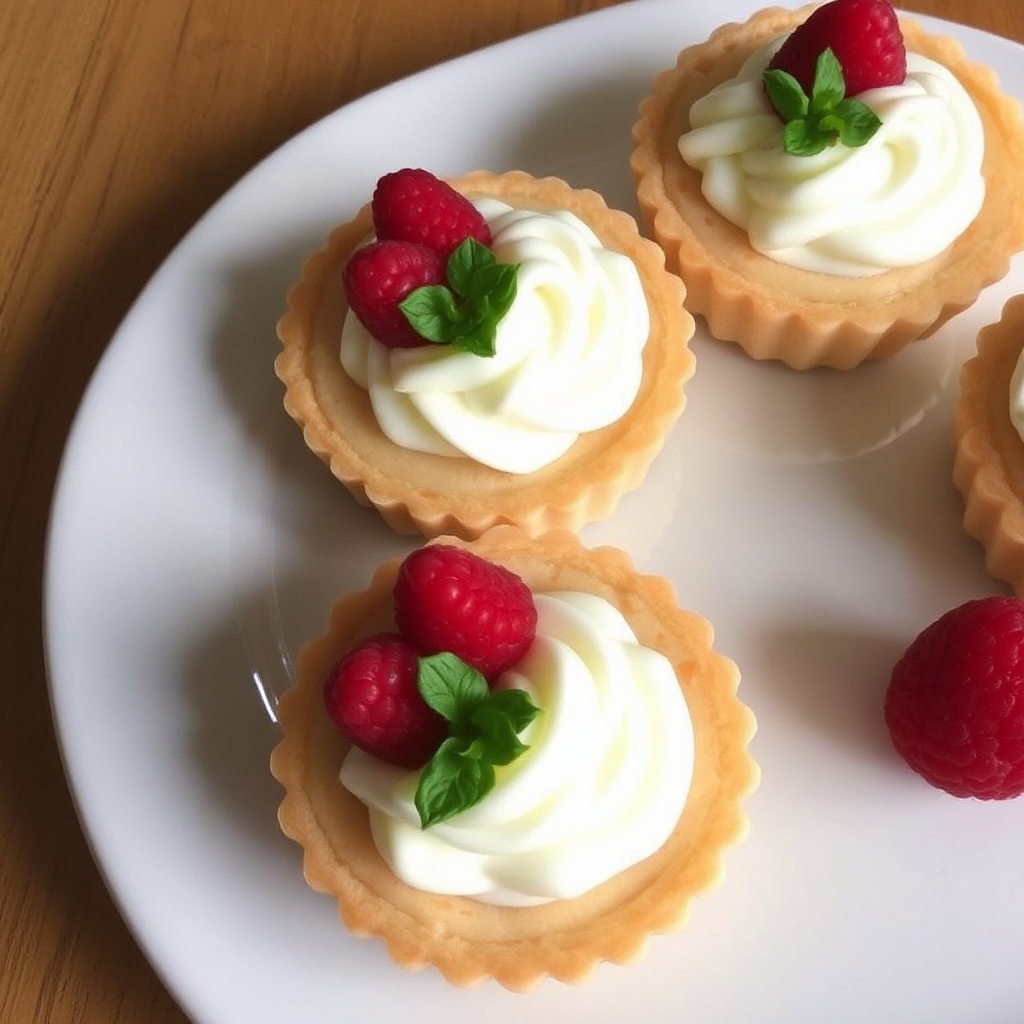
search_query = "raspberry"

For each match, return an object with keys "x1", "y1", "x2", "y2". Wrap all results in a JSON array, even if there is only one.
[
  {"x1": 394, "y1": 545, "x2": 537, "y2": 682},
  {"x1": 323, "y1": 632, "x2": 448, "y2": 768},
  {"x1": 372, "y1": 168, "x2": 492, "y2": 259},
  {"x1": 768, "y1": 0, "x2": 906, "y2": 98},
  {"x1": 342, "y1": 239, "x2": 444, "y2": 348},
  {"x1": 884, "y1": 597, "x2": 1024, "y2": 800}
]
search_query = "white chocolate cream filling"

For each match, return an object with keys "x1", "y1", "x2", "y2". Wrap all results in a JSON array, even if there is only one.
[
  {"x1": 340, "y1": 199, "x2": 650, "y2": 474},
  {"x1": 339, "y1": 591, "x2": 694, "y2": 907},
  {"x1": 677, "y1": 42, "x2": 986, "y2": 276}
]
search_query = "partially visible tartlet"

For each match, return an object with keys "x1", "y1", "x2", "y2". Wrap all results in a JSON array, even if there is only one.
[
  {"x1": 954, "y1": 294, "x2": 1024, "y2": 594},
  {"x1": 275, "y1": 170, "x2": 695, "y2": 540},
  {"x1": 270, "y1": 527, "x2": 759, "y2": 991},
  {"x1": 631, "y1": 4, "x2": 1024, "y2": 370}
]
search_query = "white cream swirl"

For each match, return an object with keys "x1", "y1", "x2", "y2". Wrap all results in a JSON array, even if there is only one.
[
  {"x1": 340, "y1": 199, "x2": 649, "y2": 474},
  {"x1": 339, "y1": 591, "x2": 694, "y2": 907},
  {"x1": 677, "y1": 43, "x2": 986, "y2": 276}
]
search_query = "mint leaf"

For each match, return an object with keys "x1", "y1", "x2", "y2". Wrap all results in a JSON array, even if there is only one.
[
  {"x1": 410, "y1": 650, "x2": 542, "y2": 828},
  {"x1": 447, "y1": 319, "x2": 498, "y2": 358},
  {"x1": 399, "y1": 237, "x2": 519, "y2": 357},
  {"x1": 415, "y1": 737, "x2": 496, "y2": 828},
  {"x1": 783, "y1": 119, "x2": 825, "y2": 157},
  {"x1": 418, "y1": 652, "x2": 488, "y2": 726},
  {"x1": 470, "y1": 703, "x2": 528, "y2": 766},
  {"x1": 832, "y1": 98, "x2": 882, "y2": 147},
  {"x1": 399, "y1": 285, "x2": 465, "y2": 343},
  {"x1": 447, "y1": 236, "x2": 496, "y2": 296},
  {"x1": 808, "y1": 48, "x2": 844, "y2": 113},
  {"x1": 472, "y1": 261, "x2": 518, "y2": 319},
  {"x1": 762, "y1": 68, "x2": 808, "y2": 122},
  {"x1": 763, "y1": 46, "x2": 883, "y2": 156},
  {"x1": 482, "y1": 687, "x2": 543, "y2": 736}
]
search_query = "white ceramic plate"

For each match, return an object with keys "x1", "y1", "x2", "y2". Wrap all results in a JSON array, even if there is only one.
[{"x1": 44, "y1": 2, "x2": 1024, "y2": 1022}]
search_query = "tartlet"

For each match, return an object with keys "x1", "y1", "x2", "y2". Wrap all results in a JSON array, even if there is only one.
[
  {"x1": 275, "y1": 170, "x2": 695, "y2": 540},
  {"x1": 270, "y1": 526, "x2": 759, "y2": 991},
  {"x1": 631, "y1": 4, "x2": 1024, "y2": 370},
  {"x1": 954, "y1": 294, "x2": 1024, "y2": 594}
]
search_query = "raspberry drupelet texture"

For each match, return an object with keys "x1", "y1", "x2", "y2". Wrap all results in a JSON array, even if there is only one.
[
  {"x1": 394, "y1": 544, "x2": 538, "y2": 683},
  {"x1": 322, "y1": 546, "x2": 539, "y2": 770},
  {"x1": 323, "y1": 632, "x2": 448, "y2": 769},
  {"x1": 343, "y1": 168, "x2": 503, "y2": 349},
  {"x1": 884, "y1": 597, "x2": 1024, "y2": 800},
  {"x1": 372, "y1": 167, "x2": 492, "y2": 259},
  {"x1": 768, "y1": 0, "x2": 907, "y2": 98},
  {"x1": 341, "y1": 239, "x2": 444, "y2": 349}
]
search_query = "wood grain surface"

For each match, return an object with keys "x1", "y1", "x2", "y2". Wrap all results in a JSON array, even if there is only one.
[{"x1": 2, "y1": 1, "x2": 1022, "y2": 1021}]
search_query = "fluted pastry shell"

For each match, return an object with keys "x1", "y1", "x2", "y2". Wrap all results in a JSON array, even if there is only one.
[
  {"x1": 954, "y1": 294, "x2": 1024, "y2": 593},
  {"x1": 270, "y1": 526, "x2": 759, "y2": 991},
  {"x1": 275, "y1": 171, "x2": 695, "y2": 540},
  {"x1": 631, "y1": 5, "x2": 1024, "y2": 370}
]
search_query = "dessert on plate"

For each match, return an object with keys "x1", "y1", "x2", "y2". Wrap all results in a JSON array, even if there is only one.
[
  {"x1": 954, "y1": 294, "x2": 1024, "y2": 595},
  {"x1": 270, "y1": 527, "x2": 759, "y2": 990},
  {"x1": 631, "y1": 0, "x2": 1024, "y2": 369},
  {"x1": 276, "y1": 168, "x2": 695, "y2": 540}
]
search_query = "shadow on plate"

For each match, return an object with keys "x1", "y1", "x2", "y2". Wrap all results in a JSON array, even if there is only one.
[
  {"x1": 752, "y1": 617, "x2": 904, "y2": 766},
  {"x1": 496, "y1": 70, "x2": 656, "y2": 216}
]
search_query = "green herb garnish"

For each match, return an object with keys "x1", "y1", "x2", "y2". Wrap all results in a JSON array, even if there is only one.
[
  {"x1": 399, "y1": 237, "x2": 519, "y2": 357},
  {"x1": 413, "y1": 651, "x2": 541, "y2": 828},
  {"x1": 763, "y1": 48, "x2": 883, "y2": 157}
]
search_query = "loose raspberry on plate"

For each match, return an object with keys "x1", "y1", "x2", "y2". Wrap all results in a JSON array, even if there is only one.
[
  {"x1": 323, "y1": 632, "x2": 448, "y2": 769},
  {"x1": 768, "y1": 0, "x2": 906, "y2": 98},
  {"x1": 884, "y1": 597, "x2": 1024, "y2": 799},
  {"x1": 394, "y1": 545, "x2": 537, "y2": 682},
  {"x1": 341, "y1": 239, "x2": 444, "y2": 349},
  {"x1": 372, "y1": 167, "x2": 492, "y2": 259}
]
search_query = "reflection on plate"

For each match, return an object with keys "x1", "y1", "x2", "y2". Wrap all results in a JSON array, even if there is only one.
[
  {"x1": 44, "y1": 2, "x2": 1024, "y2": 1024},
  {"x1": 687, "y1": 326, "x2": 959, "y2": 464}
]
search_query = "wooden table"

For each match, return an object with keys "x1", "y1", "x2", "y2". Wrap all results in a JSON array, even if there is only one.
[{"x1": 2, "y1": 0, "x2": 1021, "y2": 1020}]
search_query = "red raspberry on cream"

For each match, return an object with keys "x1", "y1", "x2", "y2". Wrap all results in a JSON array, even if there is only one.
[
  {"x1": 394, "y1": 544, "x2": 537, "y2": 682},
  {"x1": 767, "y1": 0, "x2": 906, "y2": 98},
  {"x1": 323, "y1": 631, "x2": 446, "y2": 768},
  {"x1": 372, "y1": 167, "x2": 492, "y2": 258},
  {"x1": 341, "y1": 240, "x2": 444, "y2": 349}
]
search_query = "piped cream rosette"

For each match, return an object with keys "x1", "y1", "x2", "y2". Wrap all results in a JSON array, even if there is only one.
[
  {"x1": 340, "y1": 588, "x2": 695, "y2": 907},
  {"x1": 341, "y1": 199, "x2": 651, "y2": 475},
  {"x1": 277, "y1": 171, "x2": 694, "y2": 538},
  {"x1": 677, "y1": 45, "x2": 985, "y2": 277},
  {"x1": 271, "y1": 527, "x2": 759, "y2": 991},
  {"x1": 631, "y1": 5, "x2": 1024, "y2": 369}
]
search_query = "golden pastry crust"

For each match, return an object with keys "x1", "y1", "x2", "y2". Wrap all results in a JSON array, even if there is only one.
[
  {"x1": 275, "y1": 171, "x2": 695, "y2": 540},
  {"x1": 631, "y1": 5, "x2": 1024, "y2": 370},
  {"x1": 954, "y1": 294, "x2": 1024, "y2": 594},
  {"x1": 270, "y1": 527, "x2": 759, "y2": 991}
]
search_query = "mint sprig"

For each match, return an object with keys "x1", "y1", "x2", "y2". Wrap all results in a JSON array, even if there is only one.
[
  {"x1": 399, "y1": 237, "x2": 519, "y2": 357},
  {"x1": 413, "y1": 651, "x2": 541, "y2": 828},
  {"x1": 763, "y1": 48, "x2": 882, "y2": 157}
]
